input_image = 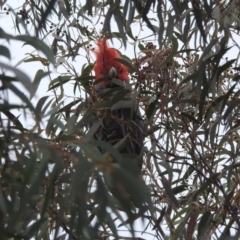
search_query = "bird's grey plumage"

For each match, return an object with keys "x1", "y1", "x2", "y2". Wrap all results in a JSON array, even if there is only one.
[{"x1": 92, "y1": 79, "x2": 144, "y2": 168}]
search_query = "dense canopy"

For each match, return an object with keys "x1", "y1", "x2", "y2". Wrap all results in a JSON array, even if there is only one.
[{"x1": 0, "y1": 0, "x2": 240, "y2": 239}]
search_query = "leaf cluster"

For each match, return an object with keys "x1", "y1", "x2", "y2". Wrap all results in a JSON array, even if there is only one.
[{"x1": 1, "y1": 0, "x2": 240, "y2": 239}]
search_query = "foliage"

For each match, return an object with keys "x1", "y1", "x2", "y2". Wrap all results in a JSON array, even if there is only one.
[{"x1": 1, "y1": 0, "x2": 240, "y2": 239}]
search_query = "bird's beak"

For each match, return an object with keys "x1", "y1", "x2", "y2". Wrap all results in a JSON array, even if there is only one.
[{"x1": 108, "y1": 67, "x2": 118, "y2": 78}]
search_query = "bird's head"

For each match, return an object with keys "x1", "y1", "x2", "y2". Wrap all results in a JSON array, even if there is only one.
[{"x1": 92, "y1": 37, "x2": 129, "y2": 86}]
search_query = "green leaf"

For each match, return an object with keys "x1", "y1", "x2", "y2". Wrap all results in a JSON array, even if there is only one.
[
  {"x1": 111, "y1": 166, "x2": 152, "y2": 210},
  {"x1": 218, "y1": 59, "x2": 236, "y2": 77},
  {"x1": 161, "y1": 178, "x2": 179, "y2": 208},
  {"x1": 1, "y1": 110, "x2": 24, "y2": 131},
  {"x1": 113, "y1": 58, "x2": 134, "y2": 71},
  {"x1": 191, "y1": 0, "x2": 206, "y2": 42},
  {"x1": 114, "y1": 9, "x2": 127, "y2": 47},
  {"x1": 220, "y1": 83, "x2": 237, "y2": 114},
  {"x1": 19, "y1": 35, "x2": 55, "y2": 65},
  {"x1": 113, "y1": 135, "x2": 129, "y2": 152},
  {"x1": 224, "y1": 99, "x2": 240, "y2": 121},
  {"x1": 198, "y1": 211, "x2": 213, "y2": 238},
  {"x1": 35, "y1": 96, "x2": 50, "y2": 114},
  {"x1": 0, "y1": 62, "x2": 33, "y2": 95},
  {"x1": 166, "y1": 13, "x2": 174, "y2": 45},
  {"x1": 183, "y1": 11, "x2": 191, "y2": 43},
  {"x1": 146, "y1": 96, "x2": 158, "y2": 120},
  {"x1": 209, "y1": 121, "x2": 218, "y2": 149},
  {"x1": 172, "y1": 208, "x2": 194, "y2": 240},
  {"x1": 48, "y1": 75, "x2": 72, "y2": 90},
  {"x1": 111, "y1": 100, "x2": 132, "y2": 111},
  {"x1": 181, "y1": 112, "x2": 200, "y2": 124},
  {"x1": 0, "y1": 45, "x2": 11, "y2": 59},
  {"x1": 91, "y1": 140, "x2": 123, "y2": 163},
  {"x1": 0, "y1": 28, "x2": 55, "y2": 64},
  {"x1": 134, "y1": 0, "x2": 155, "y2": 33},
  {"x1": 85, "y1": 119, "x2": 102, "y2": 141},
  {"x1": 110, "y1": 89, "x2": 130, "y2": 106},
  {"x1": 85, "y1": 0, "x2": 93, "y2": 15},
  {"x1": 7, "y1": 82, "x2": 38, "y2": 118},
  {"x1": 0, "y1": 189, "x2": 7, "y2": 214},
  {"x1": 30, "y1": 69, "x2": 50, "y2": 99},
  {"x1": 159, "y1": 36, "x2": 178, "y2": 68},
  {"x1": 186, "y1": 211, "x2": 199, "y2": 240},
  {"x1": 204, "y1": 95, "x2": 225, "y2": 123},
  {"x1": 78, "y1": 142, "x2": 104, "y2": 162}
]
